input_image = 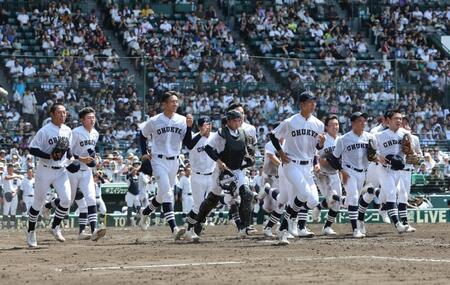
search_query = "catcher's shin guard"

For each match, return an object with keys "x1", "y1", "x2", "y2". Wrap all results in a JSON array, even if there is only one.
[
  {"x1": 196, "y1": 192, "x2": 221, "y2": 224},
  {"x1": 238, "y1": 185, "x2": 254, "y2": 228}
]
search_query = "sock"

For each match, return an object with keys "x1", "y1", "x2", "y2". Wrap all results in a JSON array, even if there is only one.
[
  {"x1": 127, "y1": 207, "x2": 133, "y2": 223},
  {"x1": 386, "y1": 202, "x2": 399, "y2": 224},
  {"x1": 162, "y1": 202, "x2": 176, "y2": 232},
  {"x1": 358, "y1": 195, "x2": 370, "y2": 221},
  {"x1": 324, "y1": 209, "x2": 338, "y2": 228},
  {"x1": 398, "y1": 203, "x2": 408, "y2": 225},
  {"x1": 78, "y1": 212, "x2": 87, "y2": 233},
  {"x1": 348, "y1": 205, "x2": 358, "y2": 230},
  {"x1": 87, "y1": 205, "x2": 97, "y2": 233},
  {"x1": 230, "y1": 204, "x2": 242, "y2": 231},
  {"x1": 52, "y1": 205, "x2": 68, "y2": 229},
  {"x1": 186, "y1": 210, "x2": 198, "y2": 230},
  {"x1": 265, "y1": 211, "x2": 281, "y2": 229},
  {"x1": 380, "y1": 203, "x2": 386, "y2": 211},
  {"x1": 27, "y1": 207, "x2": 40, "y2": 232},
  {"x1": 319, "y1": 199, "x2": 328, "y2": 210},
  {"x1": 279, "y1": 205, "x2": 295, "y2": 231},
  {"x1": 10, "y1": 216, "x2": 15, "y2": 229},
  {"x1": 143, "y1": 198, "x2": 160, "y2": 215},
  {"x1": 297, "y1": 207, "x2": 308, "y2": 230}
]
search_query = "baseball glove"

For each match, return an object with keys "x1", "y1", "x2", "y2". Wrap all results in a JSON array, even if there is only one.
[
  {"x1": 385, "y1": 154, "x2": 405, "y2": 170},
  {"x1": 405, "y1": 153, "x2": 421, "y2": 165},
  {"x1": 401, "y1": 134, "x2": 414, "y2": 155},
  {"x1": 139, "y1": 158, "x2": 153, "y2": 176},
  {"x1": 4, "y1": 191, "x2": 12, "y2": 202},
  {"x1": 51, "y1": 137, "x2": 70, "y2": 160},
  {"x1": 218, "y1": 168, "x2": 237, "y2": 195},
  {"x1": 325, "y1": 152, "x2": 342, "y2": 170},
  {"x1": 367, "y1": 139, "x2": 377, "y2": 162},
  {"x1": 66, "y1": 160, "x2": 80, "y2": 173},
  {"x1": 86, "y1": 148, "x2": 97, "y2": 167}
]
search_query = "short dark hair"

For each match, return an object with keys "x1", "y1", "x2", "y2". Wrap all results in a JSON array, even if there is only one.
[
  {"x1": 227, "y1": 101, "x2": 243, "y2": 112},
  {"x1": 385, "y1": 109, "x2": 402, "y2": 119},
  {"x1": 78, "y1": 107, "x2": 96, "y2": 119},
  {"x1": 161, "y1": 91, "x2": 178, "y2": 103},
  {"x1": 49, "y1": 103, "x2": 65, "y2": 114},
  {"x1": 324, "y1": 114, "x2": 339, "y2": 127}
]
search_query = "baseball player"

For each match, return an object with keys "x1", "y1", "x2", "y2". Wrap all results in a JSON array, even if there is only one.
[
  {"x1": 68, "y1": 107, "x2": 106, "y2": 241},
  {"x1": 2, "y1": 164, "x2": 22, "y2": 229},
  {"x1": 227, "y1": 102, "x2": 258, "y2": 233},
  {"x1": 374, "y1": 110, "x2": 409, "y2": 233},
  {"x1": 330, "y1": 112, "x2": 377, "y2": 238},
  {"x1": 179, "y1": 165, "x2": 193, "y2": 213},
  {"x1": 26, "y1": 103, "x2": 73, "y2": 247},
  {"x1": 138, "y1": 91, "x2": 196, "y2": 240},
  {"x1": 94, "y1": 173, "x2": 107, "y2": 226},
  {"x1": 260, "y1": 137, "x2": 284, "y2": 238},
  {"x1": 311, "y1": 115, "x2": 342, "y2": 235},
  {"x1": 184, "y1": 117, "x2": 216, "y2": 241},
  {"x1": 21, "y1": 167, "x2": 35, "y2": 212},
  {"x1": 186, "y1": 110, "x2": 256, "y2": 240},
  {"x1": 269, "y1": 92, "x2": 325, "y2": 245},
  {"x1": 125, "y1": 162, "x2": 141, "y2": 226},
  {"x1": 397, "y1": 117, "x2": 422, "y2": 232}
]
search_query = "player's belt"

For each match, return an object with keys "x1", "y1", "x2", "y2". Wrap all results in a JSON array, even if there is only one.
[
  {"x1": 345, "y1": 164, "x2": 365, "y2": 173},
  {"x1": 157, "y1": 154, "x2": 179, "y2": 160},
  {"x1": 26, "y1": 195, "x2": 34, "y2": 197},
  {"x1": 187, "y1": 193, "x2": 192, "y2": 196},
  {"x1": 195, "y1": 171, "x2": 213, "y2": 176},
  {"x1": 291, "y1": 160, "x2": 310, "y2": 165},
  {"x1": 403, "y1": 168, "x2": 414, "y2": 171},
  {"x1": 268, "y1": 175, "x2": 279, "y2": 178},
  {"x1": 96, "y1": 196, "x2": 100, "y2": 199},
  {"x1": 42, "y1": 164, "x2": 62, "y2": 169}
]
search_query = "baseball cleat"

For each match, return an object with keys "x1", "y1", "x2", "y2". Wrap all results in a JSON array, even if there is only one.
[
  {"x1": 353, "y1": 228, "x2": 365, "y2": 238},
  {"x1": 78, "y1": 230, "x2": 92, "y2": 240},
  {"x1": 277, "y1": 229, "x2": 290, "y2": 245},
  {"x1": 357, "y1": 220, "x2": 366, "y2": 235},
  {"x1": 263, "y1": 227, "x2": 274, "y2": 238},
  {"x1": 52, "y1": 226, "x2": 65, "y2": 242},
  {"x1": 405, "y1": 224, "x2": 416, "y2": 233},
  {"x1": 395, "y1": 222, "x2": 407, "y2": 233},
  {"x1": 246, "y1": 225, "x2": 258, "y2": 235},
  {"x1": 27, "y1": 231, "x2": 37, "y2": 247},
  {"x1": 184, "y1": 229, "x2": 200, "y2": 243},
  {"x1": 288, "y1": 219, "x2": 299, "y2": 237},
  {"x1": 173, "y1": 227, "x2": 186, "y2": 241},
  {"x1": 322, "y1": 226, "x2": 337, "y2": 236},
  {"x1": 298, "y1": 228, "x2": 315, "y2": 238},
  {"x1": 311, "y1": 207, "x2": 320, "y2": 222},
  {"x1": 91, "y1": 228, "x2": 107, "y2": 241},
  {"x1": 286, "y1": 231, "x2": 295, "y2": 239},
  {"x1": 378, "y1": 209, "x2": 391, "y2": 223}
]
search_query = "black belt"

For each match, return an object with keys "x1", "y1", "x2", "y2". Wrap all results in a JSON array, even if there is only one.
[
  {"x1": 27, "y1": 195, "x2": 34, "y2": 197},
  {"x1": 345, "y1": 164, "x2": 365, "y2": 173},
  {"x1": 403, "y1": 168, "x2": 413, "y2": 172},
  {"x1": 43, "y1": 165, "x2": 62, "y2": 169},
  {"x1": 186, "y1": 193, "x2": 192, "y2": 196},
  {"x1": 96, "y1": 196, "x2": 100, "y2": 199},
  {"x1": 195, "y1": 171, "x2": 213, "y2": 176},
  {"x1": 291, "y1": 160, "x2": 310, "y2": 165},
  {"x1": 268, "y1": 175, "x2": 279, "y2": 178},
  {"x1": 157, "y1": 154, "x2": 178, "y2": 160}
]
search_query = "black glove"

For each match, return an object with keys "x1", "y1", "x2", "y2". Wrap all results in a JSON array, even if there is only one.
[
  {"x1": 4, "y1": 192, "x2": 13, "y2": 202},
  {"x1": 87, "y1": 149, "x2": 96, "y2": 167},
  {"x1": 139, "y1": 158, "x2": 153, "y2": 176},
  {"x1": 51, "y1": 137, "x2": 70, "y2": 161},
  {"x1": 325, "y1": 152, "x2": 342, "y2": 170},
  {"x1": 218, "y1": 168, "x2": 237, "y2": 195},
  {"x1": 66, "y1": 160, "x2": 81, "y2": 173},
  {"x1": 385, "y1": 154, "x2": 405, "y2": 170},
  {"x1": 367, "y1": 139, "x2": 377, "y2": 162}
]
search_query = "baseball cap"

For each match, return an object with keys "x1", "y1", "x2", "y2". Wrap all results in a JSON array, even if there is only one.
[
  {"x1": 197, "y1": 116, "x2": 211, "y2": 127},
  {"x1": 226, "y1": 110, "x2": 242, "y2": 121},
  {"x1": 350, "y1": 112, "x2": 368, "y2": 122},
  {"x1": 298, "y1": 91, "x2": 316, "y2": 103}
]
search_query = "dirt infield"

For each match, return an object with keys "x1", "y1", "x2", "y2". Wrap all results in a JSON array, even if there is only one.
[{"x1": 1, "y1": 223, "x2": 450, "y2": 285}]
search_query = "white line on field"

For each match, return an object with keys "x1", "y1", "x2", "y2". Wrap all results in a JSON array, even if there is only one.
[
  {"x1": 79, "y1": 261, "x2": 245, "y2": 272},
  {"x1": 290, "y1": 255, "x2": 450, "y2": 264}
]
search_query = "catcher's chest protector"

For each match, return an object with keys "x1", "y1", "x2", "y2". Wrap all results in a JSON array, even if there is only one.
[{"x1": 219, "y1": 127, "x2": 246, "y2": 170}]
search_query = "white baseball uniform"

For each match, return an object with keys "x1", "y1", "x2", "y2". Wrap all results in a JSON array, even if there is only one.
[
  {"x1": 179, "y1": 175, "x2": 193, "y2": 213},
  {"x1": 69, "y1": 126, "x2": 99, "y2": 211},
  {"x1": 375, "y1": 128, "x2": 408, "y2": 203},
  {"x1": 316, "y1": 133, "x2": 341, "y2": 212},
  {"x1": 189, "y1": 133, "x2": 216, "y2": 214},
  {"x1": 21, "y1": 176, "x2": 35, "y2": 211},
  {"x1": 262, "y1": 141, "x2": 282, "y2": 213},
  {"x1": 95, "y1": 181, "x2": 106, "y2": 215},
  {"x1": 138, "y1": 172, "x2": 151, "y2": 208},
  {"x1": 2, "y1": 172, "x2": 21, "y2": 216},
  {"x1": 29, "y1": 122, "x2": 72, "y2": 209},
  {"x1": 333, "y1": 130, "x2": 376, "y2": 206},
  {"x1": 273, "y1": 113, "x2": 323, "y2": 209},
  {"x1": 140, "y1": 112, "x2": 188, "y2": 203}
]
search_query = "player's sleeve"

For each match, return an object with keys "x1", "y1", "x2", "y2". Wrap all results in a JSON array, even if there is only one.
[
  {"x1": 139, "y1": 120, "x2": 153, "y2": 138},
  {"x1": 272, "y1": 120, "x2": 288, "y2": 140},
  {"x1": 204, "y1": 132, "x2": 224, "y2": 161},
  {"x1": 29, "y1": 130, "x2": 51, "y2": 159},
  {"x1": 332, "y1": 136, "x2": 344, "y2": 158},
  {"x1": 183, "y1": 128, "x2": 201, "y2": 150}
]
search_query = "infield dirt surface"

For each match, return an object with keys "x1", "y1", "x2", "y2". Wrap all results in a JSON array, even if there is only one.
[{"x1": 1, "y1": 223, "x2": 449, "y2": 284}]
